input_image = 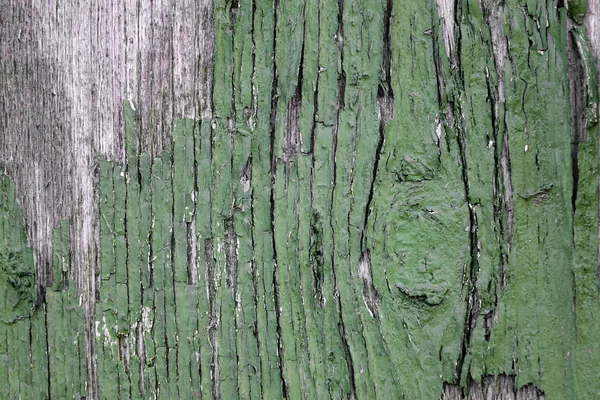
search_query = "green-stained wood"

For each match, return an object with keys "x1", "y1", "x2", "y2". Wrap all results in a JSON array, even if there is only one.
[
  {"x1": 1, "y1": 0, "x2": 599, "y2": 399},
  {"x1": 568, "y1": 0, "x2": 587, "y2": 25},
  {"x1": 571, "y1": 21, "x2": 600, "y2": 399},
  {"x1": 0, "y1": 176, "x2": 36, "y2": 323}
]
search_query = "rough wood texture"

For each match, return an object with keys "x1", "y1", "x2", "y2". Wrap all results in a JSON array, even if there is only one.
[
  {"x1": 585, "y1": 0, "x2": 600, "y2": 63},
  {"x1": 0, "y1": 0, "x2": 599, "y2": 399},
  {"x1": 441, "y1": 375, "x2": 545, "y2": 400}
]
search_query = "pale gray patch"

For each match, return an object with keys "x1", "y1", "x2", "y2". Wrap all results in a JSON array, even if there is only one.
[{"x1": 435, "y1": 0, "x2": 455, "y2": 57}]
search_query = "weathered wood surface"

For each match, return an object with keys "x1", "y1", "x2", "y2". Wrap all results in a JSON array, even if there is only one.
[{"x1": 0, "y1": 0, "x2": 599, "y2": 399}]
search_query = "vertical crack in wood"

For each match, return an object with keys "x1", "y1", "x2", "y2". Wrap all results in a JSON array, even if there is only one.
[
  {"x1": 329, "y1": 0, "x2": 357, "y2": 398},
  {"x1": 364, "y1": 88, "x2": 393, "y2": 246},
  {"x1": 478, "y1": 0, "x2": 511, "y2": 344},
  {"x1": 205, "y1": 238, "x2": 218, "y2": 399},
  {"x1": 268, "y1": 0, "x2": 289, "y2": 396},
  {"x1": 445, "y1": 0, "x2": 481, "y2": 386},
  {"x1": 482, "y1": 0, "x2": 513, "y2": 269},
  {"x1": 43, "y1": 300, "x2": 52, "y2": 396},
  {"x1": 363, "y1": 0, "x2": 393, "y2": 249},
  {"x1": 585, "y1": 0, "x2": 600, "y2": 292},
  {"x1": 568, "y1": 22, "x2": 587, "y2": 223}
]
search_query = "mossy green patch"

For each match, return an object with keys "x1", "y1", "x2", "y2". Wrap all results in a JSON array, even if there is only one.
[
  {"x1": 0, "y1": 176, "x2": 36, "y2": 323},
  {"x1": 567, "y1": 0, "x2": 587, "y2": 24},
  {"x1": 0, "y1": 249, "x2": 35, "y2": 321}
]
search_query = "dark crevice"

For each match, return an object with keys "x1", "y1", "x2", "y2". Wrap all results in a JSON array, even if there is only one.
[
  {"x1": 382, "y1": 0, "x2": 393, "y2": 95},
  {"x1": 308, "y1": 0, "x2": 322, "y2": 157},
  {"x1": 483, "y1": 2, "x2": 514, "y2": 258},
  {"x1": 269, "y1": 0, "x2": 288, "y2": 396},
  {"x1": 567, "y1": 25, "x2": 586, "y2": 213},
  {"x1": 337, "y1": 71, "x2": 346, "y2": 111},
  {"x1": 199, "y1": 7, "x2": 218, "y2": 386},
  {"x1": 567, "y1": 24, "x2": 589, "y2": 324},
  {"x1": 337, "y1": 318, "x2": 357, "y2": 400},
  {"x1": 161, "y1": 221, "x2": 170, "y2": 395},
  {"x1": 249, "y1": 0, "x2": 258, "y2": 121},
  {"x1": 483, "y1": 55, "x2": 503, "y2": 337},
  {"x1": 329, "y1": 0, "x2": 356, "y2": 398},
  {"x1": 225, "y1": 217, "x2": 240, "y2": 395},
  {"x1": 296, "y1": 29, "x2": 306, "y2": 104},
  {"x1": 309, "y1": 94, "x2": 319, "y2": 156},
  {"x1": 205, "y1": 238, "x2": 219, "y2": 400},
  {"x1": 187, "y1": 121, "x2": 199, "y2": 286},
  {"x1": 28, "y1": 310, "x2": 34, "y2": 384},
  {"x1": 520, "y1": 78, "x2": 529, "y2": 135},
  {"x1": 362, "y1": 0, "x2": 394, "y2": 246},
  {"x1": 309, "y1": 212, "x2": 324, "y2": 305},
  {"x1": 248, "y1": 0, "x2": 262, "y2": 392},
  {"x1": 138, "y1": 213, "x2": 146, "y2": 397},
  {"x1": 43, "y1": 298, "x2": 51, "y2": 397},
  {"x1": 149, "y1": 291, "x2": 158, "y2": 395},
  {"x1": 306, "y1": 2, "x2": 322, "y2": 350},
  {"x1": 229, "y1": 222, "x2": 240, "y2": 400},
  {"x1": 117, "y1": 335, "x2": 131, "y2": 375},
  {"x1": 330, "y1": 0, "x2": 343, "y2": 212},
  {"x1": 511, "y1": 336, "x2": 518, "y2": 375},
  {"x1": 454, "y1": 100, "x2": 481, "y2": 393},
  {"x1": 230, "y1": 0, "x2": 240, "y2": 14},
  {"x1": 270, "y1": 212, "x2": 288, "y2": 400},
  {"x1": 269, "y1": 66, "x2": 280, "y2": 179},
  {"x1": 152, "y1": 300, "x2": 160, "y2": 396},
  {"x1": 148, "y1": 200, "x2": 155, "y2": 289},
  {"x1": 447, "y1": 0, "x2": 481, "y2": 387},
  {"x1": 169, "y1": 148, "x2": 180, "y2": 399},
  {"x1": 122, "y1": 126, "x2": 132, "y2": 400},
  {"x1": 362, "y1": 87, "x2": 391, "y2": 248},
  {"x1": 336, "y1": 0, "x2": 346, "y2": 113}
]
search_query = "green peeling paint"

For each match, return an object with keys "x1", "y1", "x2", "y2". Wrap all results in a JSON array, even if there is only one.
[
  {"x1": 2, "y1": 0, "x2": 600, "y2": 398},
  {"x1": 571, "y1": 25, "x2": 600, "y2": 399},
  {"x1": 0, "y1": 176, "x2": 36, "y2": 323},
  {"x1": 0, "y1": 176, "x2": 86, "y2": 399}
]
